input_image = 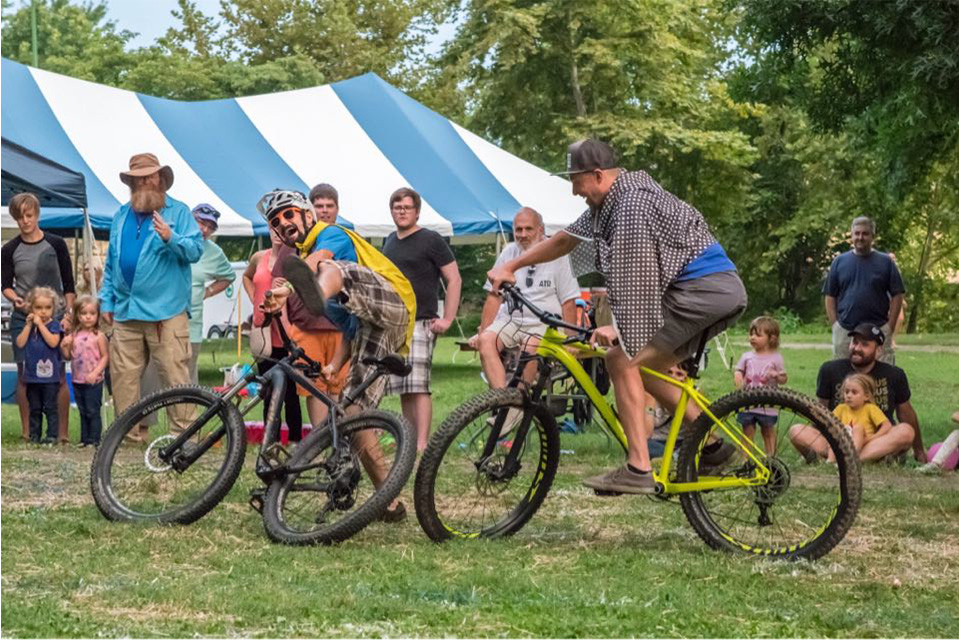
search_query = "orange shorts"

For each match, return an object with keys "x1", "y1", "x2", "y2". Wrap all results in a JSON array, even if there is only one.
[{"x1": 286, "y1": 326, "x2": 349, "y2": 396}]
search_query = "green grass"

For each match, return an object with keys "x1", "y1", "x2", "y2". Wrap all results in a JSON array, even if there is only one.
[{"x1": 2, "y1": 337, "x2": 957, "y2": 637}]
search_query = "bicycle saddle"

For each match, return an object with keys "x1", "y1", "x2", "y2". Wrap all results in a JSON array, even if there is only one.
[{"x1": 362, "y1": 354, "x2": 411, "y2": 376}]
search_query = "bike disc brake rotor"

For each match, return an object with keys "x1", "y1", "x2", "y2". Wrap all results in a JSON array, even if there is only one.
[{"x1": 144, "y1": 434, "x2": 176, "y2": 472}]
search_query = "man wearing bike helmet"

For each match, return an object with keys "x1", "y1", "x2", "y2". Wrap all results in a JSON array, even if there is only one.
[
  {"x1": 257, "y1": 188, "x2": 357, "y2": 430},
  {"x1": 487, "y1": 139, "x2": 747, "y2": 494}
]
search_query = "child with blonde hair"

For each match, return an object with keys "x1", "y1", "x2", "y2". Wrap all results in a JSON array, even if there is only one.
[
  {"x1": 734, "y1": 316, "x2": 787, "y2": 454},
  {"x1": 15, "y1": 287, "x2": 63, "y2": 444},
  {"x1": 831, "y1": 373, "x2": 891, "y2": 460},
  {"x1": 61, "y1": 295, "x2": 109, "y2": 447}
]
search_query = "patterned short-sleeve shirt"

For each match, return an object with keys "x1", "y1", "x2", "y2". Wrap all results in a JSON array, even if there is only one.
[{"x1": 564, "y1": 170, "x2": 717, "y2": 356}]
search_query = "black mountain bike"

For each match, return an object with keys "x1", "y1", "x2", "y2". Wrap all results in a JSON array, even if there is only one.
[{"x1": 90, "y1": 312, "x2": 416, "y2": 545}]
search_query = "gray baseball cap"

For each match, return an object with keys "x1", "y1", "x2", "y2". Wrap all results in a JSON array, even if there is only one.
[{"x1": 553, "y1": 139, "x2": 618, "y2": 175}]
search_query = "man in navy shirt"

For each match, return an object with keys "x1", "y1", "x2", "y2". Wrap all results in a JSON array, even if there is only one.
[{"x1": 823, "y1": 216, "x2": 904, "y2": 364}]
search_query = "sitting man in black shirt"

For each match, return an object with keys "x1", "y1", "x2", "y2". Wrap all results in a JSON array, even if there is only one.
[{"x1": 789, "y1": 323, "x2": 926, "y2": 463}]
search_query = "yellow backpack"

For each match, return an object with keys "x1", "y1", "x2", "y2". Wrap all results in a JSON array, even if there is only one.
[{"x1": 297, "y1": 222, "x2": 416, "y2": 353}]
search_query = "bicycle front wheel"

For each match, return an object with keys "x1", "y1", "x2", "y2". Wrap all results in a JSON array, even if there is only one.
[
  {"x1": 414, "y1": 388, "x2": 560, "y2": 542},
  {"x1": 677, "y1": 387, "x2": 861, "y2": 561},
  {"x1": 262, "y1": 409, "x2": 416, "y2": 545},
  {"x1": 90, "y1": 385, "x2": 246, "y2": 524}
]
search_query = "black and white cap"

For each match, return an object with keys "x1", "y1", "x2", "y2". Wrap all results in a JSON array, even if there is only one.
[
  {"x1": 848, "y1": 323, "x2": 885, "y2": 345},
  {"x1": 553, "y1": 139, "x2": 618, "y2": 175}
]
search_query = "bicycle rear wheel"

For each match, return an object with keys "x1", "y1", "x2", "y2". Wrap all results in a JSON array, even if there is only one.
[
  {"x1": 414, "y1": 388, "x2": 560, "y2": 542},
  {"x1": 677, "y1": 387, "x2": 861, "y2": 561},
  {"x1": 90, "y1": 385, "x2": 246, "y2": 524},
  {"x1": 262, "y1": 409, "x2": 416, "y2": 545}
]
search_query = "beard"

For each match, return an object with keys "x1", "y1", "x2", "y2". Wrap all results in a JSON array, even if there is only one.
[{"x1": 131, "y1": 186, "x2": 166, "y2": 213}]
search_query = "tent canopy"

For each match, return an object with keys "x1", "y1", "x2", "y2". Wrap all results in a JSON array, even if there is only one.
[
  {"x1": 1, "y1": 137, "x2": 87, "y2": 209},
  {"x1": 1, "y1": 58, "x2": 585, "y2": 238}
]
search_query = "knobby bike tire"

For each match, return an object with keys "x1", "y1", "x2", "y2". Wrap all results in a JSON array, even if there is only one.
[
  {"x1": 262, "y1": 409, "x2": 416, "y2": 545},
  {"x1": 90, "y1": 385, "x2": 246, "y2": 524},
  {"x1": 677, "y1": 387, "x2": 861, "y2": 561},
  {"x1": 414, "y1": 388, "x2": 560, "y2": 542}
]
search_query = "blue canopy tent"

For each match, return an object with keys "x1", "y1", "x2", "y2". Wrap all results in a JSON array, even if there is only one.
[{"x1": 1, "y1": 58, "x2": 585, "y2": 239}]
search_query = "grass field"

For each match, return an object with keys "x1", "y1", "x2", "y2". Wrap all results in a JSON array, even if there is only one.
[{"x1": 2, "y1": 336, "x2": 957, "y2": 637}]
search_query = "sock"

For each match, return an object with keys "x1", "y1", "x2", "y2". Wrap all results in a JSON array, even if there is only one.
[{"x1": 627, "y1": 463, "x2": 650, "y2": 475}]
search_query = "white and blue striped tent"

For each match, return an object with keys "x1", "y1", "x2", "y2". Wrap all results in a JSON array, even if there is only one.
[{"x1": 1, "y1": 58, "x2": 585, "y2": 238}]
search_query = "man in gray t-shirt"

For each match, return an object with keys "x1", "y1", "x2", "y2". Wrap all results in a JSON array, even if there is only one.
[
  {"x1": 1, "y1": 193, "x2": 75, "y2": 441},
  {"x1": 470, "y1": 207, "x2": 580, "y2": 389}
]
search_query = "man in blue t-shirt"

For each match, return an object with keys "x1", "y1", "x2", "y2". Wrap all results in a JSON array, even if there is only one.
[{"x1": 823, "y1": 216, "x2": 905, "y2": 364}]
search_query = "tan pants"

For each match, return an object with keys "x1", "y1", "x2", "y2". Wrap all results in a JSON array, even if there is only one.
[{"x1": 110, "y1": 313, "x2": 193, "y2": 438}]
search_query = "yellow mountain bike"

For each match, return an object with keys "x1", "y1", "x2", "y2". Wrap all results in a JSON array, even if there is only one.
[{"x1": 414, "y1": 284, "x2": 862, "y2": 561}]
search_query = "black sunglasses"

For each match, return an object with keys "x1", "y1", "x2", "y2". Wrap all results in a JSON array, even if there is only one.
[
  {"x1": 525, "y1": 265, "x2": 536, "y2": 288},
  {"x1": 268, "y1": 208, "x2": 299, "y2": 228}
]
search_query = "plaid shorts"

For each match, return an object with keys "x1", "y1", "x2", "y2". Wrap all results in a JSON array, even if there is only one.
[
  {"x1": 327, "y1": 261, "x2": 409, "y2": 410},
  {"x1": 385, "y1": 319, "x2": 437, "y2": 395}
]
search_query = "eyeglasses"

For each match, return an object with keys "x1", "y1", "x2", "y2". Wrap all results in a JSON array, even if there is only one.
[
  {"x1": 269, "y1": 208, "x2": 300, "y2": 228},
  {"x1": 525, "y1": 266, "x2": 536, "y2": 288},
  {"x1": 391, "y1": 204, "x2": 416, "y2": 212}
]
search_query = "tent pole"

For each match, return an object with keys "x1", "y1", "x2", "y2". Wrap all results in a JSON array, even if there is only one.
[{"x1": 82, "y1": 208, "x2": 97, "y2": 297}]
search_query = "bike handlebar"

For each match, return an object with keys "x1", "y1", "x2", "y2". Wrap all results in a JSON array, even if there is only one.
[{"x1": 498, "y1": 282, "x2": 594, "y2": 341}]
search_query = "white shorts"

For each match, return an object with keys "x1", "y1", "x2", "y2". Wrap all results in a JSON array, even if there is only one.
[{"x1": 483, "y1": 317, "x2": 547, "y2": 351}]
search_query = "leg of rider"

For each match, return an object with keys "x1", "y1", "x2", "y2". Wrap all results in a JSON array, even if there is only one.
[
  {"x1": 478, "y1": 331, "x2": 508, "y2": 388},
  {"x1": 859, "y1": 423, "x2": 915, "y2": 462},
  {"x1": 606, "y1": 345, "x2": 651, "y2": 471},
  {"x1": 401, "y1": 392, "x2": 432, "y2": 452},
  {"x1": 306, "y1": 397, "x2": 328, "y2": 431}
]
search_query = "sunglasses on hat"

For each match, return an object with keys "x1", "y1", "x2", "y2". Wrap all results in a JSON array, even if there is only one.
[{"x1": 194, "y1": 205, "x2": 220, "y2": 219}]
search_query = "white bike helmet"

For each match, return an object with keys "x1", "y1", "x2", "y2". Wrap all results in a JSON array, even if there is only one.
[{"x1": 255, "y1": 189, "x2": 313, "y2": 221}]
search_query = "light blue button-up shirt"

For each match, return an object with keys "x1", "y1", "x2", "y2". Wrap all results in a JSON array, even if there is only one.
[{"x1": 100, "y1": 196, "x2": 204, "y2": 322}]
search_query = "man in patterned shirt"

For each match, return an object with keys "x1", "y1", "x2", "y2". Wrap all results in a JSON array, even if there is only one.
[{"x1": 488, "y1": 139, "x2": 747, "y2": 494}]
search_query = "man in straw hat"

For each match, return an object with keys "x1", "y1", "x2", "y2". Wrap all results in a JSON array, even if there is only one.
[{"x1": 99, "y1": 153, "x2": 204, "y2": 440}]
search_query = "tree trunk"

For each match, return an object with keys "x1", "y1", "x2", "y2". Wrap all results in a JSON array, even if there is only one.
[
  {"x1": 569, "y1": 23, "x2": 586, "y2": 118},
  {"x1": 905, "y1": 214, "x2": 936, "y2": 334}
]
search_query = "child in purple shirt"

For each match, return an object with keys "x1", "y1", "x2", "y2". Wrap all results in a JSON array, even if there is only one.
[{"x1": 734, "y1": 316, "x2": 788, "y2": 455}]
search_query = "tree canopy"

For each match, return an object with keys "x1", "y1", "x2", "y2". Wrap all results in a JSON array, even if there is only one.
[{"x1": 1, "y1": 0, "x2": 955, "y2": 330}]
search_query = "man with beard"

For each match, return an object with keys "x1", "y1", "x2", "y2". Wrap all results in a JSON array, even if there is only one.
[
  {"x1": 824, "y1": 216, "x2": 904, "y2": 364},
  {"x1": 469, "y1": 207, "x2": 580, "y2": 389},
  {"x1": 99, "y1": 153, "x2": 203, "y2": 439},
  {"x1": 788, "y1": 323, "x2": 926, "y2": 463},
  {"x1": 265, "y1": 186, "x2": 357, "y2": 430}
]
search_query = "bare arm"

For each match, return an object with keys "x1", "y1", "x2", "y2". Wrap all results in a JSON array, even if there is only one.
[
  {"x1": 3, "y1": 287, "x2": 26, "y2": 310},
  {"x1": 432, "y1": 261, "x2": 462, "y2": 335},
  {"x1": 35, "y1": 322, "x2": 61, "y2": 348},
  {"x1": 15, "y1": 318, "x2": 32, "y2": 349},
  {"x1": 487, "y1": 232, "x2": 580, "y2": 289},
  {"x1": 887, "y1": 293, "x2": 904, "y2": 336},
  {"x1": 90, "y1": 333, "x2": 110, "y2": 381},
  {"x1": 242, "y1": 253, "x2": 260, "y2": 302},
  {"x1": 478, "y1": 293, "x2": 501, "y2": 333},
  {"x1": 205, "y1": 279, "x2": 232, "y2": 299},
  {"x1": 734, "y1": 371, "x2": 745, "y2": 388},
  {"x1": 824, "y1": 295, "x2": 838, "y2": 325},
  {"x1": 897, "y1": 401, "x2": 926, "y2": 461}
]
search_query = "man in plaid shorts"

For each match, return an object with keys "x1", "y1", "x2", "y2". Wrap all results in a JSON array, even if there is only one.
[
  {"x1": 264, "y1": 255, "x2": 414, "y2": 520},
  {"x1": 381, "y1": 187, "x2": 462, "y2": 451}
]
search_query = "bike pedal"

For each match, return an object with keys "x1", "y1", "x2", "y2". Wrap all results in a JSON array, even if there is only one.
[{"x1": 248, "y1": 488, "x2": 266, "y2": 514}]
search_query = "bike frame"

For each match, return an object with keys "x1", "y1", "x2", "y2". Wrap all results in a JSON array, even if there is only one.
[{"x1": 522, "y1": 326, "x2": 773, "y2": 493}]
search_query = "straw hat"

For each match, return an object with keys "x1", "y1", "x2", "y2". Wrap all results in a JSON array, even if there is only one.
[{"x1": 119, "y1": 153, "x2": 174, "y2": 190}]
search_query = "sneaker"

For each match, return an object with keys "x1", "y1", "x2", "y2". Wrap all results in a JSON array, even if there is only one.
[
  {"x1": 801, "y1": 447, "x2": 819, "y2": 465},
  {"x1": 281, "y1": 255, "x2": 327, "y2": 315},
  {"x1": 698, "y1": 440, "x2": 735, "y2": 473},
  {"x1": 486, "y1": 407, "x2": 524, "y2": 439},
  {"x1": 40, "y1": 438, "x2": 56, "y2": 446},
  {"x1": 378, "y1": 501, "x2": 407, "y2": 523},
  {"x1": 918, "y1": 462, "x2": 941, "y2": 475},
  {"x1": 582, "y1": 465, "x2": 657, "y2": 494}
]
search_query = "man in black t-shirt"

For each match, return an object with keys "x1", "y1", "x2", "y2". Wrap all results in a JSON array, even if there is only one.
[
  {"x1": 789, "y1": 323, "x2": 926, "y2": 463},
  {"x1": 381, "y1": 187, "x2": 462, "y2": 451}
]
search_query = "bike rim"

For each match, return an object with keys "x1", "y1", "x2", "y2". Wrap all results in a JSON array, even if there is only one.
[
  {"x1": 104, "y1": 396, "x2": 233, "y2": 520},
  {"x1": 433, "y1": 404, "x2": 550, "y2": 538},
  {"x1": 274, "y1": 422, "x2": 401, "y2": 535},
  {"x1": 688, "y1": 402, "x2": 850, "y2": 556}
]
